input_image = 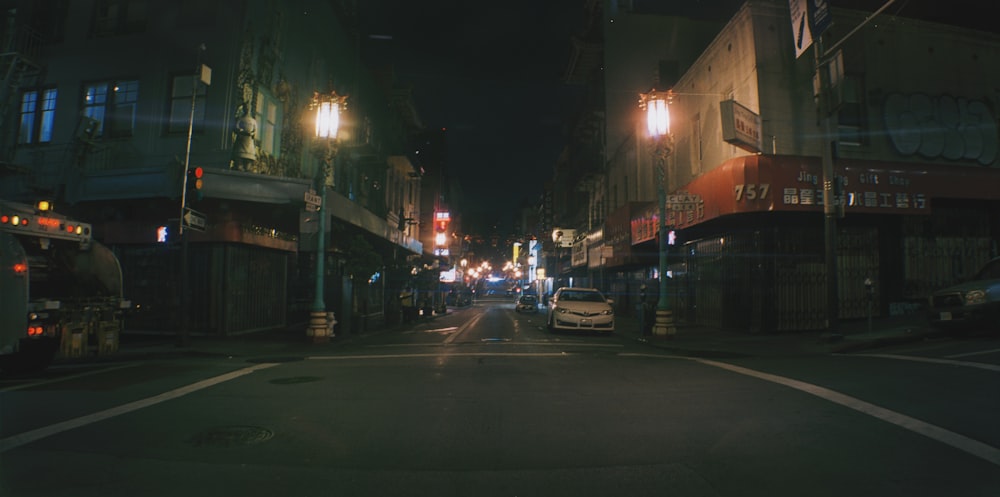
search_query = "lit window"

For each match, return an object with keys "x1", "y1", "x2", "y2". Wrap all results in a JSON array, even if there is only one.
[
  {"x1": 83, "y1": 80, "x2": 139, "y2": 137},
  {"x1": 18, "y1": 91, "x2": 37, "y2": 144},
  {"x1": 83, "y1": 83, "x2": 109, "y2": 136},
  {"x1": 18, "y1": 88, "x2": 57, "y2": 144}
]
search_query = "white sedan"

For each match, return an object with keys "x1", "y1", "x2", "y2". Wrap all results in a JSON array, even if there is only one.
[{"x1": 546, "y1": 287, "x2": 615, "y2": 332}]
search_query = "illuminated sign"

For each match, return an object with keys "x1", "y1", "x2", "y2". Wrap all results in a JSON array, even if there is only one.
[{"x1": 720, "y1": 100, "x2": 762, "y2": 154}]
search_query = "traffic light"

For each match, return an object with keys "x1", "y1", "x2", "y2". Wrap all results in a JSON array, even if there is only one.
[{"x1": 187, "y1": 166, "x2": 204, "y2": 203}]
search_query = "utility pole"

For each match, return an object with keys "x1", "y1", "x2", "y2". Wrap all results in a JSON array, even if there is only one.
[
  {"x1": 805, "y1": 0, "x2": 896, "y2": 333},
  {"x1": 178, "y1": 44, "x2": 207, "y2": 347}
]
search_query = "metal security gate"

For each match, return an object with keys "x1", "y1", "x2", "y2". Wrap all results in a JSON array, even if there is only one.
[
  {"x1": 683, "y1": 225, "x2": 880, "y2": 332},
  {"x1": 216, "y1": 244, "x2": 288, "y2": 334},
  {"x1": 686, "y1": 232, "x2": 764, "y2": 332},
  {"x1": 837, "y1": 227, "x2": 880, "y2": 320},
  {"x1": 116, "y1": 244, "x2": 180, "y2": 332}
]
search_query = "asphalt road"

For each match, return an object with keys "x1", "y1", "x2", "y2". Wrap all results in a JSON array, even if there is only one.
[{"x1": 2, "y1": 296, "x2": 999, "y2": 496}]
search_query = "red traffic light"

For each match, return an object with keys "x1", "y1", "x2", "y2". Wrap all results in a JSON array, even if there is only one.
[{"x1": 192, "y1": 166, "x2": 204, "y2": 179}]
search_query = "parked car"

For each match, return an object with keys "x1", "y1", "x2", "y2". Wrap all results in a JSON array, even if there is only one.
[
  {"x1": 546, "y1": 287, "x2": 615, "y2": 332},
  {"x1": 515, "y1": 295, "x2": 538, "y2": 313},
  {"x1": 927, "y1": 257, "x2": 1000, "y2": 331}
]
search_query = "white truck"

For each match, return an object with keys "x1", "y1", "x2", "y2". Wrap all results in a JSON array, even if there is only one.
[{"x1": 0, "y1": 199, "x2": 129, "y2": 372}]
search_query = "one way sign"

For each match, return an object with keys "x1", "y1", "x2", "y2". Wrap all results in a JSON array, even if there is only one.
[{"x1": 182, "y1": 207, "x2": 206, "y2": 232}]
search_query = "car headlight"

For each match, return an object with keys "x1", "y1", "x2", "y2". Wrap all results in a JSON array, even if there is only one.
[
  {"x1": 556, "y1": 307, "x2": 569, "y2": 314},
  {"x1": 964, "y1": 290, "x2": 987, "y2": 305},
  {"x1": 601, "y1": 309, "x2": 613, "y2": 315}
]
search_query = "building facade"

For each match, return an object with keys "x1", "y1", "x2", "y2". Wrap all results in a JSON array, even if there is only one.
[
  {"x1": 566, "y1": 0, "x2": 1000, "y2": 332},
  {"x1": 0, "y1": 0, "x2": 425, "y2": 335}
]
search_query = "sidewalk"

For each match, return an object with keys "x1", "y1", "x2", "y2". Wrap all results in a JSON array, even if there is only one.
[{"x1": 612, "y1": 310, "x2": 940, "y2": 358}]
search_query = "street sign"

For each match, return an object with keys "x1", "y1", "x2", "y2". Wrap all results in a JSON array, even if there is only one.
[
  {"x1": 304, "y1": 189, "x2": 322, "y2": 207},
  {"x1": 666, "y1": 193, "x2": 703, "y2": 212},
  {"x1": 182, "y1": 207, "x2": 206, "y2": 232}
]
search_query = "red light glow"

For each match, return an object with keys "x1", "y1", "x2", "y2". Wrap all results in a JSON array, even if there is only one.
[{"x1": 37, "y1": 217, "x2": 60, "y2": 228}]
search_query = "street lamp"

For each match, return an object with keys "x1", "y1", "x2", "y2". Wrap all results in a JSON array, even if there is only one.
[
  {"x1": 639, "y1": 89, "x2": 677, "y2": 336},
  {"x1": 306, "y1": 90, "x2": 347, "y2": 343}
]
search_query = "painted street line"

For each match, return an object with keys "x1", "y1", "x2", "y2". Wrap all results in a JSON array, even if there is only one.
[
  {"x1": 444, "y1": 312, "x2": 484, "y2": 344},
  {"x1": 946, "y1": 347, "x2": 1000, "y2": 359},
  {"x1": 0, "y1": 363, "x2": 278, "y2": 453},
  {"x1": 700, "y1": 358, "x2": 1000, "y2": 467},
  {"x1": 849, "y1": 353, "x2": 1000, "y2": 372},
  {"x1": 309, "y1": 352, "x2": 571, "y2": 360},
  {"x1": 618, "y1": 352, "x2": 1000, "y2": 467}
]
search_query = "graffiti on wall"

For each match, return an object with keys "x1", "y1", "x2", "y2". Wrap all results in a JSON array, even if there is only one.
[{"x1": 883, "y1": 93, "x2": 998, "y2": 166}]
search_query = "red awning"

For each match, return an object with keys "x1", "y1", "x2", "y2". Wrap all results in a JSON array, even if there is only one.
[{"x1": 650, "y1": 155, "x2": 1000, "y2": 230}]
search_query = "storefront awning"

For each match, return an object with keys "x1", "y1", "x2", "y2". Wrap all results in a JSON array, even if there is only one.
[{"x1": 631, "y1": 155, "x2": 1000, "y2": 239}]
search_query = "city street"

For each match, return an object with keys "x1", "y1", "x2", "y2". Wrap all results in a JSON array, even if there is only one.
[{"x1": 2, "y1": 297, "x2": 999, "y2": 496}]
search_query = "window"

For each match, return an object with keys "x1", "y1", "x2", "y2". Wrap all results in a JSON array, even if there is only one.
[
  {"x1": 837, "y1": 75, "x2": 866, "y2": 147},
  {"x1": 255, "y1": 90, "x2": 281, "y2": 157},
  {"x1": 18, "y1": 88, "x2": 57, "y2": 144},
  {"x1": 30, "y1": 0, "x2": 70, "y2": 43},
  {"x1": 168, "y1": 74, "x2": 207, "y2": 133},
  {"x1": 692, "y1": 113, "x2": 702, "y2": 174},
  {"x1": 83, "y1": 83, "x2": 108, "y2": 135},
  {"x1": 83, "y1": 80, "x2": 138, "y2": 137},
  {"x1": 111, "y1": 80, "x2": 138, "y2": 136},
  {"x1": 92, "y1": 0, "x2": 148, "y2": 37}
]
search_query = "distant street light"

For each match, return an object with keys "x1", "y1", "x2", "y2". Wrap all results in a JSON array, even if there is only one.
[
  {"x1": 307, "y1": 90, "x2": 347, "y2": 343},
  {"x1": 639, "y1": 89, "x2": 677, "y2": 337}
]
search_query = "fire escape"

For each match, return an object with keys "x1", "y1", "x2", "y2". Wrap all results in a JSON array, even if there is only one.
[{"x1": 0, "y1": 17, "x2": 43, "y2": 164}]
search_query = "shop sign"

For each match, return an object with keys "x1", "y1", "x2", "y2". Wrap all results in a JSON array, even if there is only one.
[{"x1": 720, "y1": 100, "x2": 763, "y2": 154}]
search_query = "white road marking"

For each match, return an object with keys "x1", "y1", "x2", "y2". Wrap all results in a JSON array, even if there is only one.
[
  {"x1": 509, "y1": 341, "x2": 623, "y2": 348},
  {"x1": 443, "y1": 312, "x2": 484, "y2": 344},
  {"x1": 365, "y1": 341, "x2": 621, "y2": 349},
  {"x1": 0, "y1": 362, "x2": 278, "y2": 453},
  {"x1": 401, "y1": 326, "x2": 458, "y2": 335},
  {"x1": 618, "y1": 352, "x2": 1000, "y2": 467},
  {"x1": 848, "y1": 353, "x2": 1000, "y2": 372},
  {"x1": 947, "y1": 347, "x2": 1000, "y2": 359},
  {"x1": 310, "y1": 352, "x2": 571, "y2": 360},
  {"x1": 427, "y1": 326, "x2": 459, "y2": 333}
]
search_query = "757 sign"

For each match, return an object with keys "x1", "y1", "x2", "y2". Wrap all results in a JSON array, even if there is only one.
[{"x1": 734, "y1": 183, "x2": 770, "y2": 202}]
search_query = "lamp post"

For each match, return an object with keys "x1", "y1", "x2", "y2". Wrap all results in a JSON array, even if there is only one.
[
  {"x1": 640, "y1": 89, "x2": 677, "y2": 336},
  {"x1": 306, "y1": 90, "x2": 347, "y2": 343}
]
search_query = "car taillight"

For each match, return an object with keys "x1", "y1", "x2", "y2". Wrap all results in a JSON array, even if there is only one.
[
  {"x1": 13, "y1": 262, "x2": 27, "y2": 274},
  {"x1": 27, "y1": 326, "x2": 44, "y2": 336}
]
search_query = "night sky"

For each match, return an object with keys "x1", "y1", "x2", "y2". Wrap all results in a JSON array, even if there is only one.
[
  {"x1": 360, "y1": 0, "x2": 998, "y2": 235},
  {"x1": 361, "y1": 0, "x2": 586, "y2": 233}
]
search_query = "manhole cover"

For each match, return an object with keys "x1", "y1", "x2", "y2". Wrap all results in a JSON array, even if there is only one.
[
  {"x1": 189, "y1": 425, "x2": 274, "y2": 447},
  {"x1": 269, "y1": 376, "x2": 323, "y2": 385}
]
